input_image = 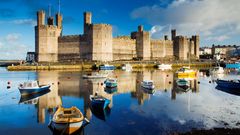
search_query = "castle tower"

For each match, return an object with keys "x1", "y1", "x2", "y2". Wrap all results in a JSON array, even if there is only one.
[
  {"x1": 136, "y1": 25, "x2": 151, "y2": 60},
  {"x1": 90, "y1": 24, "x2": 113, "y2": 61},
  {"x1": 192, "y1": 35, "x2": 200, "y2": 58},
  {"x1": 171, "y1": 29, "x2": 176, "y2": 41},
  {"x1": 35, "y1": 10, "x2": 62, "y2": 62},
  {"x1": 173, "y1": 36, "x2": 189, "y2": 60},
  {"x1": 84, "y1": 12, "x2": 92, "y2": 34},
  {"x1": 37, "y1": 10, "x2": 45, "y2": 26},
  {"x1": 56, "y1": 13, "x2": 62, "y2": 29}
]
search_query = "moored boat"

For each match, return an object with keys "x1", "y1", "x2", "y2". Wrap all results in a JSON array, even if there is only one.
[
  {"x1": 176, "y1": 79, "x2": 190, "y2": 87},
  {"x1": 141, "y1": 80, "x2": 155, "y2": 90},
  {"x1": 82, "y1": 72, "x2": 108, "y2": 79},
  {"x1": 99, "y1": 64, "x2": 115, "y2": 70},
  {"x1": 176, "y1": 67, "x2": 196, "y2": 78},
  {"x1": 211, "y1": 66, "x2": 224, "y2": 74},
  {"x1": 122, "y1": 64, "x2": 132, "y2": 72},
  {"x1": 50, "y1": 106, "x2": 86, "y2": 134},
  {"x1": 90, "y1": 95, "x2": 110, "y2": 109},
  {"x1": 216, "y1": 79, "x2": 240, "y2": 89},
  {"x1": 18, "y1": 81, "x2": 50, "y2": 95},
  {"x1": 158, "y1": 64, "x2": 172, "y2": 70},
  {"x1": 104, "y1": 78, "x2": 117, "y2": 88},
  {"x1": 226, "y1": 63, "x2": 240, "y2": 69}
]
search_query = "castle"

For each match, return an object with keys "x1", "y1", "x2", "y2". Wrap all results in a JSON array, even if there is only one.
[{"x1": 35, "y1": 10, "x2": 199, "y2": 62}]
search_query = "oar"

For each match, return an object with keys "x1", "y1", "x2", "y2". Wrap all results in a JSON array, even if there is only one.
[{"x1": 61, "y1": 118, "x2": 70, "y2": 135}]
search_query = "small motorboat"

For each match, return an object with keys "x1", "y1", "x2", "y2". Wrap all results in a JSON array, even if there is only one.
[
  {"x1": 104, "y1": 87, "x2": 117, "y2": 94},
  {"x1": 99, "y1": 64, "x2": 115, "y2": 70},
  {"x1": 90, "y1": 95, "x2": 110, "y2": 109},
  {"x1": 104, "y1": 78, "x2": 117, "y2": 88},
  {"x1": 176, "y1": 66, "x2": 196, "y2": 78},
  {"x1": 50, "y1": 106, "x2": 89, "y2": 134},
  {"x1": 18, "y1": 81, "x2": 50, "y2": 95},
  {"x1": 176, "y1": 79, "x2": 190, "y2": 87},
  {"x1": 82, "y1": 72, "x2": 108, "y2": 79},
  {"x1": 211, "y1": 66, "x2": 224, "y2": 74},
  {"x1": 216, "y1": 79, "x2": 240, "y2": 90},
  {"x1": 122, "y1": 64, "x2": 132, "y2": 72},
  {"x1": 141, "y1": 80, "x2": 155, "y2": 90},
  {"x1": 158, "y1": 64, "x2": 172, "y2": 70}
]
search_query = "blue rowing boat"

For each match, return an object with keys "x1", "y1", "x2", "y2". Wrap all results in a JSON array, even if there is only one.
[
  {"x1": 90, "y1": 95, "x2": 110, "y2": 109},
  {"x1": 216, "y1": 79, "x2": 240, "y2": 89}
]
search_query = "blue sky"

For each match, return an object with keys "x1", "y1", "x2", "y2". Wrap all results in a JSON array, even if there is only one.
[{"x1": 0, "y1": 0, "x2": 239, "y2": 60}]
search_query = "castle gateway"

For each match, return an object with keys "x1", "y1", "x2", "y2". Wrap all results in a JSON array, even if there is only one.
[{"x1": 35, "y1": 10, "x2": 199, "y2": 62}]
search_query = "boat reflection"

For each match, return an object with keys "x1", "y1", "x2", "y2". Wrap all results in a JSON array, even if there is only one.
[
  {"x1": 90, "y1": 106, "x2": 111, "y2": 121},
  {"x1": 23, "y1": 70, "x2": 200, "y2": 127},
  {"x1": 216, "y1": 86, "x2": 240, "y2": 96},
  {"x1": 19, "y1": 89, "x2": 51, "y2": 104},
  {"x1": 104, "y1": 87, "x2": 117, "y2": 94},
  {"x1": 49, "y1": 121, "x2": 89, "y2": 135}
]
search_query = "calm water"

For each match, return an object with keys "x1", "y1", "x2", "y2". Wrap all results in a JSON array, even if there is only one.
[{"x1": 0, "y1": 67, "x2": 240, "y2": 135}]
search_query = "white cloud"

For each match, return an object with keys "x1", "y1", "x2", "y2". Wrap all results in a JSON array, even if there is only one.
[
  {"x1": 0, "y1": 19, "x2": 36, "y2": 26},
  {"x1": 0, "y1": 33, "x2": 32, "y2": 60},
  {"x1": 5, "y1": 33, "x2": 21, "y2": 43},
  {"x1": 206, "y1": 35, "x2": 230, "y2": 42},
  {"x1": 11, "y1": 19, "x2": 36, "y2": 26},
  {"x1": 131, "y1": 0, "x2": 240, "y2": 44}
]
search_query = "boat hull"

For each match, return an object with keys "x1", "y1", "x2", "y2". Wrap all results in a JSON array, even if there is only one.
[
  {"x1": 141, "y1": 84, "x2": 155, "y2": 90},
  {"x1": 52, "y1": 121, "x2": 83, "y2": 134},
  {"x1": 91, "y1": 99, "x2": 110, "y2": 109},
  {"x1": 177, "y1": 72, "x2": 196, "y2": 78},
  {"x1": 226, "y1": 63, "x2": 240, "y2": 69},
  {"x1": 216, "y1": 80, "x2": 240, "y2": 89},
  {"x1": 19, "y1": 85, "x2": 50, "y2": 95},
  {"x1": 105, "y1": 83, "x2": 117, "y2": 88},
  {"x1": 99, "y1": 66, "x2": 115, "y2": 70}
]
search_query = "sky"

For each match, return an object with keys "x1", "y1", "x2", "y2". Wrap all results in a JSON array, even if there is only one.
[{"x1": 0, "y1": 0, "x2": 239, "y2": 60}]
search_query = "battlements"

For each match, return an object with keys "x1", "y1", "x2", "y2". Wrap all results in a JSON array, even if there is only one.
[
  {"x1": 59, "y1": 35, "x2": 80, "y2": 42},
  {"x1": 114, "y1": 36, "x2": 136, "y2": 42}
]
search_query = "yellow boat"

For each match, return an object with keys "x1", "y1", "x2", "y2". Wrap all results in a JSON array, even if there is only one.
[
  {"x1": 176, "y1": 67, "x2": 196, "y2": 78},
  {"x1": 51, "y1": 106, "x2": 84, "y2": 134}
]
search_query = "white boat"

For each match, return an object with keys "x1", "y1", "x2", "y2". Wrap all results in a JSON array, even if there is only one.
[
  {"x1": 18, "y1": 81, "x2": 50, "y2": 95},
  {"x1": 51, "y1": 106, "x2": 87, "y2": 134},
  {"x1": 211, "y1": 66, "x2": 224, "y2": 74},
  {"x1": 141, "y1": 80, "x2": 155, "y2": 90},
  {"x1": 82, "y1": 72, "x2": 108, "y2": 79},
  {"x1": 122, "y1": 64, "x2": 132, "y2": 71},
  {"x1": 158, "y1": 64, "x2": 172, "y2": 70}
]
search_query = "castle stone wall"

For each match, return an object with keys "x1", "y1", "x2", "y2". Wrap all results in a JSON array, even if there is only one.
[
  {"x1": 151, "y1": 40, "x2": 173, "y2": 59},
  {"x1": 58, "y1": 35, "x2": 81, "y2": 61},
  {"x1": 90, "y1": 24, "x2": 113, "y2": 61},
  {"x1": 112, "y1": 36, "x2": 136, "y2": 60}
]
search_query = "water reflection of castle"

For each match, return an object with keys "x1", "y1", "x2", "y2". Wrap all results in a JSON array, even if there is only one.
[{"x1": 36, "y1": 70, "x2": 199, "y2": 123}]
